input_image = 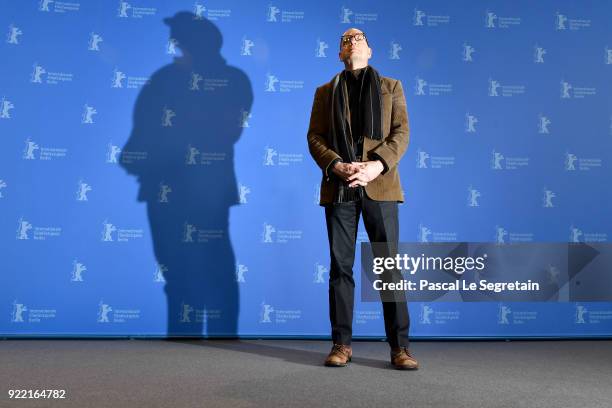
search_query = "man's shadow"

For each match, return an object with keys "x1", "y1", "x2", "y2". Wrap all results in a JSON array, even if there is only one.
[{"x1": 119, "y1": 12, "x2": 253, "y2": 337}]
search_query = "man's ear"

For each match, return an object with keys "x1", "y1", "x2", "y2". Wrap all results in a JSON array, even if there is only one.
[
  {"x1": 338, "y1": 51, "x2": 343, "y2": 62},
  {"x1": 367, "y1": 47, "x2": 372, "y2": 59}
]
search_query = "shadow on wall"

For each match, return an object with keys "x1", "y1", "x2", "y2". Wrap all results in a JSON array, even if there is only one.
[{"x1": 119, "y1": 12, "x2": 253, "y2": 337}]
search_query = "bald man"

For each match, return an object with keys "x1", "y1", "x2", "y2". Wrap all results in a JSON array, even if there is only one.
[{"x1": 307, "y1": 28, "x2": 418, "y2": 370}]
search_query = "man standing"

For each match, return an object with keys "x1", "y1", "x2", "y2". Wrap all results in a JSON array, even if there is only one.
[{"x1": 307, "y1": 28, "x2": 418, "y2": 370}]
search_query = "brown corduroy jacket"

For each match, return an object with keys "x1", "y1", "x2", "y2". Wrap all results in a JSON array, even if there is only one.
[{"x1": 307, "y1": 74, "x2": 410, "y2": 206}]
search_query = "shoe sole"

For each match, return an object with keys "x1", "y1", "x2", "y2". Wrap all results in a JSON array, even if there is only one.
[
  {"x1": 324, "y1": 357, "x2": 351, "y2": 367},
  {"x1": 392, "y1": 364, "x2": 419, "y2": 370}
]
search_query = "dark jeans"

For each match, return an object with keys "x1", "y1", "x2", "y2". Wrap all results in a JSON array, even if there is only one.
[{"x1": 324, "y1": 193, "x2": 410, "y2": 349}]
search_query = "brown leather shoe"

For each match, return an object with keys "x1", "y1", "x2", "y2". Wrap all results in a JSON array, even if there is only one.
[
  {"x1": 390, "y1": 347, "x2": 419, "y2": 370},
  {"x1": 324, "y1": 344, "x2": 352, "y2": 367}
]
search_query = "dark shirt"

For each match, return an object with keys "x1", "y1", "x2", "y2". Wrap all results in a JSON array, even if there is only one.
[
  {"x1": 328, "y1": 67, "x2": 366, "y2": 172},
  {"x1": 336, "y1": 66, "x2": 367, "y2": 201},
  {"x1": 345, "y1": 67, "x2": 366, "y2": 161}
]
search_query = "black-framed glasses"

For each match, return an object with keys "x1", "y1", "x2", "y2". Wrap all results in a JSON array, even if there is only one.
[{"x1": 340, "y1": 32, "x2": 367, "y2": 46}]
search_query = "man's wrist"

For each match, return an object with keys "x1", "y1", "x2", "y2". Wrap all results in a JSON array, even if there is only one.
[
  {"x1": 326, "y1": 158, "x2": 343, "y2": 179},
  {"x1": 374, "y1": 160, "x2": 384, "y2": 173},
  {"x1": 369, "y1": 154, "x2": 389, "y2": 174},
  {"x1": 331, "y1": 158, "x2": 343, "y2": 173}
]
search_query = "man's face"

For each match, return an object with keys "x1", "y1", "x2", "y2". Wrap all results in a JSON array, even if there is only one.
[{"x1": 339, "y1": 28, "x2": 372, "y2": 65}]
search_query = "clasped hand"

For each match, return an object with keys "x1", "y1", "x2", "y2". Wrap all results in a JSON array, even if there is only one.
[{"x1": 332, "y1": 160, "x2": 384, "y2": 187}]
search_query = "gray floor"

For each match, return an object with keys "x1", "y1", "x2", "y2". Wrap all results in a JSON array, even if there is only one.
[{"x1": 1, "y1": 339, "x2": 611, "y2": 408}]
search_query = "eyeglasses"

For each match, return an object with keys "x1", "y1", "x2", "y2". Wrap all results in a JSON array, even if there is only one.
[{"x1": 340, "y1": 33, "x2": 367, "y2": 47}]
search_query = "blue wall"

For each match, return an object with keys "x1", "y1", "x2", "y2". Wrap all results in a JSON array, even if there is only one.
[{"x1": 1, "y1": 1, "x2": 611, "y2": 337}]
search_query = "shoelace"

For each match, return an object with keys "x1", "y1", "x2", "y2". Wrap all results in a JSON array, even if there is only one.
[{"x1": 331, "y1": 344, "x2": 350, "y2": 357}]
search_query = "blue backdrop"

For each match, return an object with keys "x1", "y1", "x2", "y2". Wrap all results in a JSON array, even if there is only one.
[{"x1": 1, "y1": 0, "x2": 611, "y2": 338}]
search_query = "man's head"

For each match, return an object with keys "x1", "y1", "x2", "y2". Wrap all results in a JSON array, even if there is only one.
[
  {"x1": 163, "y1": 11, "x2": 223, "y2": 56},
  {"x1": 338, "y1": 28, "x2": 372, "y2": 68}
]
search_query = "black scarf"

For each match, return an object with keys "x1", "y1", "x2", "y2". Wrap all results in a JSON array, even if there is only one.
[{"x1": 329, "y1": 65, "x2": 383, "y2": 203}]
